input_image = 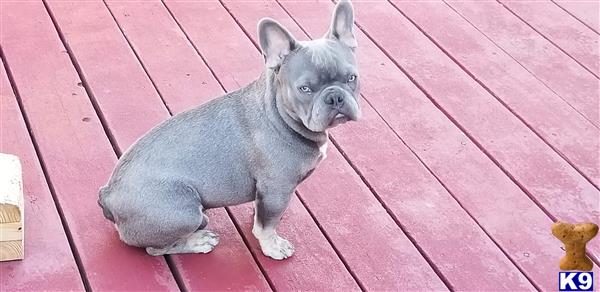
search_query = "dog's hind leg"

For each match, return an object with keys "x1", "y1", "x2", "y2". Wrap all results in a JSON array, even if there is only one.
[{"x1": 112, "y1": 182, "x2": 219, "y2": 255}]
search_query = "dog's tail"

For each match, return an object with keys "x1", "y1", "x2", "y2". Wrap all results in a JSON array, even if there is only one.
[{"x1": 98, "y1": 186, "x2": 115, "y2": 222}]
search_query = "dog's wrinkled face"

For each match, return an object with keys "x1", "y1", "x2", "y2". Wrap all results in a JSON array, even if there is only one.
[
  {"x1": 279, "y1": 39, "x2": 360, "y2": 132},
  {"x1": 258, "y1": 0, "x2": 361, "y2": 132}
]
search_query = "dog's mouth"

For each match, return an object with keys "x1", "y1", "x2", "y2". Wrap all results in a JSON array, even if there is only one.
[
  {"x1": 329, "y1": 102, "x2": 361, "y2": 126},
  {"x1": 328, "y1": 113, "x2": 350, "y2": 127},
  {"x1": 335, "y1": 113, "x2": 349, "y2": 122}
]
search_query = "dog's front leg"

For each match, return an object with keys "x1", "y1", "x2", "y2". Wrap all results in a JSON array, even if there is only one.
[{"x1": 252, "y1": 185, "x2": 294, "y2": 260}]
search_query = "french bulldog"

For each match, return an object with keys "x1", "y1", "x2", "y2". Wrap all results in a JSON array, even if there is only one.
[{"x1": 98, "y1": 0, "x2": 360, "y2": 260}]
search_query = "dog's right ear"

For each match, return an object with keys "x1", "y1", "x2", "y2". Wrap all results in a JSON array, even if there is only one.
[{"x1": 258, "y1": 18, "x2": 298, "y2": 70}]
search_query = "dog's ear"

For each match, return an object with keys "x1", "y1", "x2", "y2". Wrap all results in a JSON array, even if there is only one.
[
  {"x1": 326, "y1": 0, "x2": 357, "y2": 50},
  {"x1": 258, "y1": 18, "x2": 298, "y2": 70}
]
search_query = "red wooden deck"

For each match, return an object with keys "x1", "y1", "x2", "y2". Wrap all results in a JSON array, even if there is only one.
[{"x1": 1, "y1": 0, "x2": 598, "y2": 291}]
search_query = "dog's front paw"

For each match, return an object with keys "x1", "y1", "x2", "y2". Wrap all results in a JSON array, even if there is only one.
[{"x1": 259, "y1": 235, "x2": 294, "y2": 260}]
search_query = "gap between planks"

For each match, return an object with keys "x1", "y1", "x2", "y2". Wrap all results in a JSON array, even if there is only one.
[{"x1": 550, "y1": 0, "x2": 600, "y2": 35}]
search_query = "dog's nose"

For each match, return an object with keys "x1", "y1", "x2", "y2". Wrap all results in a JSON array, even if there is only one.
[{"x1": 325, "y1": 94, "x2": 344, "y2": 108}]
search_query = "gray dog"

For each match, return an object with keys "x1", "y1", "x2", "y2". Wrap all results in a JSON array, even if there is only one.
[{"x1": 98, "y1": 0, "x2": 360, "y2": 260}]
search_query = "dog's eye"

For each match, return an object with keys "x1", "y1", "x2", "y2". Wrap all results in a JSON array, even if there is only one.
[
  {"x1": 299, "y1": 86, "x2": 312, "y2": 93},
  {"x1": 347, "y1": 75, "x2": 357, "y2": 82}
]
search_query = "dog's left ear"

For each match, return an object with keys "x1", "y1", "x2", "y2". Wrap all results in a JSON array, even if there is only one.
[
  {"x1": 326, "y1": 0, "x2": 357, "y2": 50},
  {"x1": 258, "y1": 18, "x2": 298, "y2": 70}
]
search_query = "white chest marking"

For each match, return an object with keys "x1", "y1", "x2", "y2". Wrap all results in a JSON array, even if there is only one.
[{"x1": 319, "y1": 142, "x2": 328, "y2": 161}]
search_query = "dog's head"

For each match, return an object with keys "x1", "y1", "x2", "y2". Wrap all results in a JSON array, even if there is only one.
[{"x1": 258, "y1": 0, "x2": 360, "y2": 132}]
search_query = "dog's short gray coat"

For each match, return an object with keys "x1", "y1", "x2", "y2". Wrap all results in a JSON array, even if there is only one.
[{"x1": 98, "y1": 0, "x2": 360, "y2": 260}]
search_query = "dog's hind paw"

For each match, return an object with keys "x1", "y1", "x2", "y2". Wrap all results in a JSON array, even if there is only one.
[
  {"x1": 145, "y1": 230, "x2": 220, "y2": 256},
  {"x1": 188, "y1": 230, "x2": 220, "y2": 253}
]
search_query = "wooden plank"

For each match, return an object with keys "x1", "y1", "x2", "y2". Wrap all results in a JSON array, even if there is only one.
[
  {"x1": 0, "y1": 59, "x2": 83, "y2": 290},
  {"x1": 553, "y1": 0, "x2": 600, "y2": 33},
  {"x1": 349, "y1": 0, "x2": 600, "y2": 258},
  {"x1": 43, "y1": 2, "x2": 168, "y2": 151},
  {"x1": 276, "y1": 0, "x2": 595, "y2": 290},
  {"x1": 390, "y1": 0, "x2": 600, "y2": 194},
  {"x1": 162, "y1": 1, "x2": 362, "y2": 290},
  {"x1": 104, "y1": 1, "x2": 224, "y2": 114},
  {"x1": 446, "y1": 0, "x2": 600, "y2": 127},
  {"x1": 45, "y1": 1, "x2": 270, "y2": 290},
  {"x1": 500, "y1": 0, "x2": 599, "y2": 77},
  {"x1": 85, "y1": 1, "x2": 271, "y2": 290},
  {"x1": 215, "y1": 1, "x2": 536, "y2": 290},
  {"x1": 0, "y1": 153, "x2": 24, "y2": 262},
  {"x1": 0, "y1": 2, "x2": 178, "y2": 290},
  {"x1": 298, "y1": 145, "x2": 448, "y2": 290}
]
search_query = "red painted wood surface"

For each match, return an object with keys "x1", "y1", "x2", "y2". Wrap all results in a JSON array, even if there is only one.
[
  {"x1": 45, "y1": 1, "x2": 270, "y2": 290},
  {"x1": 44, "y1": 1, "x2": 168, "y2": 152},
  {"x1": 226, "y1": 0, "x2": 535, "y2": 290},
  {"x1": 104, "y1": 0, "x2": 224, "y2": 114},
  {"x1": 553, "y1": 0, "x2": 600, "y2": 33},
  {"x1": 0, "y1": 2, "x2": 178, "y2": 290},
  {"x1": 276, "y1": 0, "x2": 599, "y2": 289},
  {"x1": 0, "y1": 59, "x2": 84, "y2": 291},
  {"x1": 352, "y1": 0, "x2": 600, "y2": 257},
  {"x1": 394, "y1": 1, "x2": 600, "y2": 180},
  {"x1": 222, "y1": 1, "x2": 449, "y2": 290},
  {"x1": 446, "y1": 1, "x2": 600, "y2": 127},
  {"x1": 161, "y1": 1, "x2": 362, "y2": 290},
  {"x1": 2, "y1": 0, "x2": 599, "y2": 289},
  {"x1": 500, "y1": 0, "x2": 599, "y2": 77},
  {"x1": 391, "y1": 1, "x2": 600, "y2": 194}
]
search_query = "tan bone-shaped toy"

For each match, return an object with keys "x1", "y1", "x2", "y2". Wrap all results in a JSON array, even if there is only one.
[{"x1": 552, "y1": 221, "x2": 598, "y2": 271}]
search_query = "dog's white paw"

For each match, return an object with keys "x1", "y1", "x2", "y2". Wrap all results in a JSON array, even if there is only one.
[
  {"x1": 146, "y1": 230, "x2": 220, "y2": 256},
  {"x1": 259, "y1": 235, "x2": 294, "y2": 260},
  {"x1": 146, "y1": 247, "x2": 167, "y2": 256},
  {"x1": 188, "y1": 230, "x2": 220, "y2": 253}
]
